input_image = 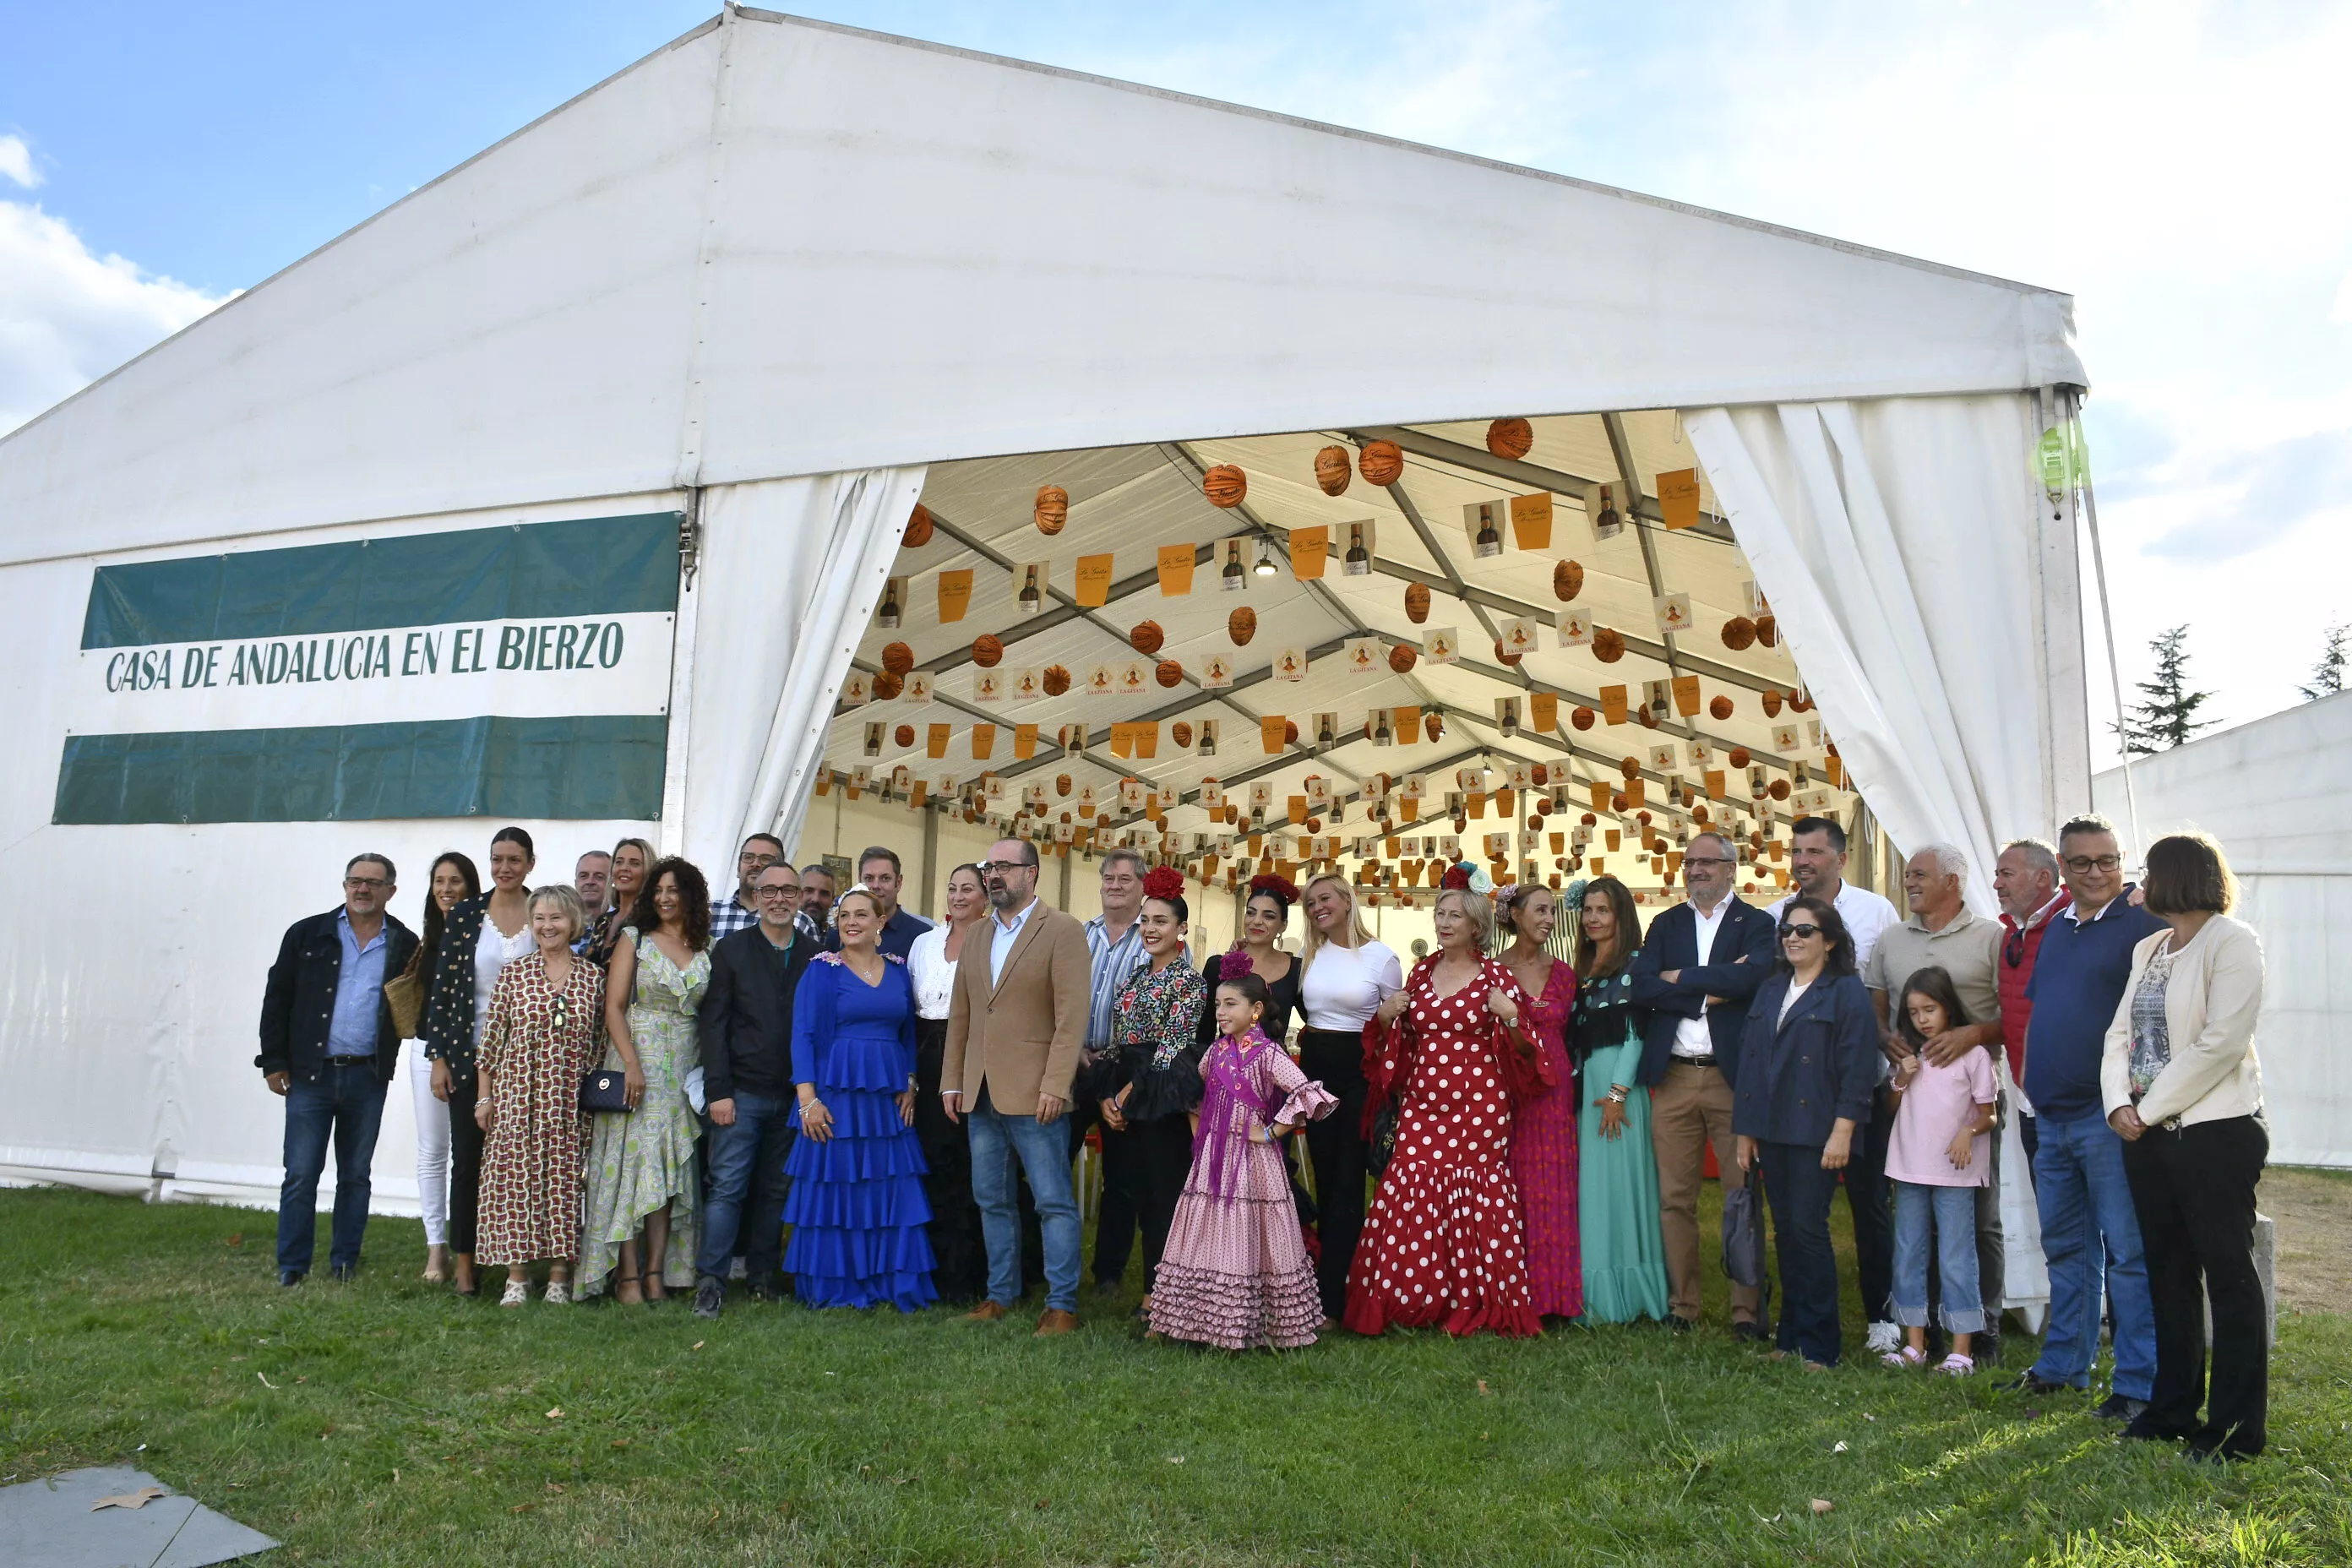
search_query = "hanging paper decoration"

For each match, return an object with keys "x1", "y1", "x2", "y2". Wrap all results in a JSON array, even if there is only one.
[
  {"x1": 1314, "y1": 445, "x2": 1353, "y2": 496},
  {"x1": 937, "y1": 569, "x2": 974, "y2": 623},
  {"x1": 1425, "y1": 712, "x2": 1445, "y2": 742},
  {"x1": 1592, "y1": 627, "x2": 1626, "y2": 663},
  {"x1": 881, "y1": 641, "x2": 915, "y2": 676},
  {"x1": 1761, "y1": 690, "x2": 1783, "y2": 717},
  {"x1": 1571, "y1": 705, "x2": 1596, "y2": 731},
  {"x1": 904, "y1": 504, "x2": 935, "y2": 548},
  {"x1": 894, "y1": 724, "x2": 916, "y2": 748},
  {"x1": 1202, "y1": 465, "x2": 1250, "y2": 509},
  {"x1": 1035, "y1": 485, "x2": 1069, "y2": 535},
  {"x1": 1172, "y1": 721, "x2": 1194, "y2": 749},
  {"x1": 1656, "y1": 470, "x2": 1702, "y2": 531},
  {"x1": 1155, "y1": 660, "x2": 1184, "y2": 689},
  {"x1": 1554, "y1": 560, "x2": 1585, "y2": 602},
  {"x1": 1721, "y1": 617, "x2": 1757, "y2": 651},
  {"x1": 1653, "y1": 594, "x2": 1693, "y2": 636},
  {"x1": 972, "y1": 634, "x2": 1004, "y2": 668},
  {"x1": 1709, "y1": 694, "x2": 1735, "y2": 721},
  {"x1": 1130, "y1": 620, "x2": 1165, "y2": 656},
  {"x1": 1042, "y1": 665, "x2": 1071, "y2": 696},
  {"x1": 1755, "y1": 613, "x2": 1778, "y2": 647},
  {"x1": 1359, "y1": 439, "x2": 1404, "y2": 486},
  {"x1": 1404, "y1": 583, "x2": 1432, "y2": 623},
  {"x1": 872, "y1": 670, "x2": 903, "y2": 700},
  {"x1": 1486, "y1": 417, "x2": 1533, "y2": 460},
  {"x1": 1388, "y1": 643, "x2": 1418, "y2": 673},
  {"x1": 1228, "y1": 607, "x2": 1257, "y2": 645}
]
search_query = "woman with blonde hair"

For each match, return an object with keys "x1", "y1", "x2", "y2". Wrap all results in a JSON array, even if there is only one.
[
  {"x1": 474, "y1": 885, "x2": 605, "y2": 1306},
  {"x1": 1293, "y1": 873, "x2": 1403, "y2": 1322},
  {"x1": 2104, "y1": 831, "x2": 2269, "y2": 1461}
]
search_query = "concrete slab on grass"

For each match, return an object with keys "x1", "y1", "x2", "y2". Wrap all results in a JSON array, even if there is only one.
[{"x1": 0, "y1": 1466, "x2": 277, "y2": 1567}]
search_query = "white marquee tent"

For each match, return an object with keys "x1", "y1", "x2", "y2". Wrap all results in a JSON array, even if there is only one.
[{"x1": 0, "y1": 3, "x2": 2104, "y2": 1306}]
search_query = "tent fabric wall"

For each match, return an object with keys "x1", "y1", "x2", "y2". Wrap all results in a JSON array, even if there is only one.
[
  {"x1": 1685, "y1": 395, "x2": 2085, "y2": 899},
  {"x1": 675, "y1": 466, "x2": 928, "y2": 879},
  {"x1": 2093, "y1": 696, "x2": 2352, "y2": 1168}
]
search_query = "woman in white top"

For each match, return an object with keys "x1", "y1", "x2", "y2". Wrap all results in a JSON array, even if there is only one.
[
  {"x1": 2103, "y1": 831, "x2": 2268, "y2": 1461},
  {"x1": 1294, "y1": 874, "x2": 1404, "y2": 1320},
  {"x1": 906, "y1": 863, "x2": 993, "y2": 1304}
]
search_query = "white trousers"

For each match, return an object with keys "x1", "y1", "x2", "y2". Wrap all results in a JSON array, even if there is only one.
[{"x1": 406, "y1": 1039, "x2": 452, "y2": 1247}]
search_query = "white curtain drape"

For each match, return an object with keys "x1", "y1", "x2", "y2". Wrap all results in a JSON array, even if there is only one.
[
  {"x1": 1685, "y1": 394, "x2": 2068, "y2": 1320},
  {"x1": 678, "y1": 466, "x2": 928, "y2": 879}
]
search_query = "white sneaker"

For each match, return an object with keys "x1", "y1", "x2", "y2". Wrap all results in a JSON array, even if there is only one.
[{"x1": 1865, "y1": 1320, "x2": 1903, "y2": 1354}]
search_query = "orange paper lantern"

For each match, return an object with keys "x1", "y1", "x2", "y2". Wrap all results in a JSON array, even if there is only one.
[
  {"x1": 1130, "y1": 621, "x2": 1165, "y2": 656},
  {"x1": 1755, "y1": 613, "x2": 1778, "y2": 648},
  {"x1": 1494, "y1": 638, "x2": 1522, "y2": 668},
  {"x1": 971, "y1": 634, "x2": 1004, "y2": 668},
  {"x1": 1426, "y1": 713, "x2": 1446, "y2": 742},
  {"x1": 1155, "y1": 660, "x2": 1184, "y2": 689},
  {"x1": 1554, "y1": 559, "x2": 1585, "y2": 602},
  {"x1": 903, "y1": 504, "x2": 935, "y2": 548},
  {"x1": 1228, "y1": 607, "x2": 1257, "y2": 646},
  {"x1": 1042, "y1": 665, "x2": 1071, "y2": 696},
  {"x1": 1762, "y1": 690, "x2": 1783, "y2": 717},
  {"x1": 1034, "y1": 486, "x2": 1069, "y2": 535},
  {"x1": 1283, "y1": 719, "x2": 1300, "y2": 745},
  {"x1": 1359, "y1": 439, "x2": 1404, "y2": 487},
  {"x1": 1721, "y1": 617, "x2": 1757, "y2": 651},
  {"x1": 1313, "y1": 444, "x2": 1353, "y2": 496},
  {"x1": 880, "y1": 641, "x2": 915, "y2": 676},
  {"x1": 1592, "y1": 628, "x2": 1626, "y2": 663},
  {"x1": 1388, "y1": 643, "x2": 1418, "y2": 673},
  {"x1": 1056, "y1": 773, "x2": 1073, "y2": 796},
  {"x1": 1620, "y1": 756, "x2": 1642, "y2": 780},
  {"x1": 894, "y1": 724, "x2": 916, "y2": 747},
  {"x1": 1571, "y1": 705, "x2": 1596, "y2": 730},
  {"x1": 1709, "y1": 694, "x2": 1734, "y2": 721},
  {"x1": 1404, "y1": 583, "x2": 1432, "y2": 624},
  {"x1": 1769, "y1": 779, "x2": 1792, "y2": 802},
  {"x1": 1202, "y1": 465, "x2": 1249, "y2": 509},
  {"x1": 871, "y1": 670, "x2": 902, "y2": 700},
  {"x1": 1486, "y1": 417, "x2": 1534, "y2": 461},
  {"x1": 1729, "y1": 747, "x2": 1751, "y2": 768},
  {"x1": 1172, "y1": 721, "x2": 1194, "y2": 749}
]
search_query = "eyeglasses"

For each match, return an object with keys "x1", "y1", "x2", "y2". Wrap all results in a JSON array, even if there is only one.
[
  {"x1": 1682, "y1": 856, "x2": 1734, "y2": 868},
  {"x1": 755, "y1": 885, "x2": 801, "y2": 898},
  {"x1": 2062, "y1": 854, "x2": 2123, "y2": 874},
  {"x1": 1777, "y1": 922, "x2": 1824, "y2": 940},
  {"x1": 345, "y1": 876, "x2": 389, "y2": 890},
  {"x1": 977, "y1": 859, "x2": 1036, "y2": 876}
]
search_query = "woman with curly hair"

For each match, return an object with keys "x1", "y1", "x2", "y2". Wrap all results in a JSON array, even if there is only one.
[{"x1": 580, "y1": 855, "x2": 712, "y2": 1302}]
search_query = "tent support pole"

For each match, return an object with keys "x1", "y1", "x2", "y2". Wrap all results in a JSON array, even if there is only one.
[
  {"x1": 917, "y1": 798, "x2": 939, "y2": 919},
  {"x1": 2069, "y1": 389, "x2": 2143, "y2": 856}
]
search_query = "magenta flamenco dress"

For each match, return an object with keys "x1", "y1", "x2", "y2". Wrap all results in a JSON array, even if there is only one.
[
  {"x1": 1508, "y1": 959, "x2": 1582, "y2": 1319},
  {"x1": 1146, "y1": 1026, "x2": 1337, "y2": 1349}
]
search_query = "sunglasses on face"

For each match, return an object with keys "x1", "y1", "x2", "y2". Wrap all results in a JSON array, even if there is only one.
[{"x1": 1778, "y1": 922, "x2": 1824, "y2": 940}]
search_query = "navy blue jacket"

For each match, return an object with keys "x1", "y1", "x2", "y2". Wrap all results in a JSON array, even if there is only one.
[
  {"x1": 1630, "y1": 896, "x2": 1778, "y2": 1086},
  {"x1": 257, "y1": 908, "x2": 420, "y2": 1086},
  {"x1": 2022, "y1": 892, "x2": 2168, "y2": 1122},
  {"x1": 1731, "y1": 971, "x2": 1879, "y2": 1148}
]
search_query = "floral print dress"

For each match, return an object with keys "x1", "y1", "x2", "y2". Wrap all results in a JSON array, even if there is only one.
[
  {"x1": 475, "y1": 951, "x2": 605, "y2": 1268},
  {"x1": 578, "y1": 934, "x2": 708, "y2": 1295}
]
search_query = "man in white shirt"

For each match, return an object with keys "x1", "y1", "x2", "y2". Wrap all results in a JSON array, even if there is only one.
[{"x1": 1767, "y1": 814, "x2": 1902, "y2": 1351}]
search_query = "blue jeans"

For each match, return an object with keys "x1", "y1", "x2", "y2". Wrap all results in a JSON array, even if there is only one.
[
  {"x1": 1759, "y1": 1141, "x2": 1843, "y2": 1366},
  {"x1": 2031, "y1": 1110, "x2": 2155, "y2": 1397},
  {"x1": 696, "y1": 1090, "x2": 794, "y2": 1282},
  {"x1": 276, "y1": 1059, "x2": 389, "y2": 1275},
  {"x1": 969, "y1": 1086, "x2": 1081, "y2": 1313},
  {"x1": 1892, "y1": 1180, "x2": 1984, "y2": 1335}
]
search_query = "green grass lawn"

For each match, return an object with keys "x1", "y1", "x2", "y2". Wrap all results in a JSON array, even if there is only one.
[{"x1": 3, "y1": 1186, "x2": 2347, "y2": 1566}]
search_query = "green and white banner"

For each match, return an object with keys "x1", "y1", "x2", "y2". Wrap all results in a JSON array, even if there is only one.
[{"x1": 57, "y1": 513, "x2": 680, "y2": 825}]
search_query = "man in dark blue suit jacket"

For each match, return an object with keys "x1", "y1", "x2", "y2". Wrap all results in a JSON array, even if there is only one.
[{"x1": 1630, "y1": 833, "x2": 1777, "y2": 1334}]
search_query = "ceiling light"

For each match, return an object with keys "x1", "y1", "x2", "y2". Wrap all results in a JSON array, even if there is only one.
[{"x1": 1253, "y1": 540, "x2": 1278, "y2": 576}]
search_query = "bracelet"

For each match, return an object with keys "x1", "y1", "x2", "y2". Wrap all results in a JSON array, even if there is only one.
[{"x1": 1605, "y1": 1086, "x2": 1629, "y2": 1104}]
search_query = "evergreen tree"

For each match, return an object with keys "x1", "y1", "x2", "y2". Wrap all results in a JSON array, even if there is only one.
[
  {"x1": 2300, "y1": 625, "x2": 2348, "y2": 702},
  {"x1": 2120, "y1": 625, "x2": 2217, "y2": 754}
]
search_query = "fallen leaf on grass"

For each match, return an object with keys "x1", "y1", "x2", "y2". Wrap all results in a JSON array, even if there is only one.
[
  {"x1": 224, "y1": 1234, "x2": 243, "y2": 1248},
  {"x1": 1831, "y1": 1441, "x2": 1848, "y2": 1454},
  {"x1": 545, "y1": 1408, "x2": 564, "y2": 1419},
  {"x1": 610, "y1": 1440, "x2": 630, "y2": 1450},
  {"x1": 1477, "y1": 1380, "x2": 1491, "y2": 1396},
  {"x1": 545, "y1": 1483, "x2": 566, "y2": 1493},
  {"x1": 90, "y1": 1488, "x2": 169, "y2": 1512},
  {"x1": 510, "y1": 1503, "x2": 536, "y2": 1515},
  {"x1": 691, "y1": 1342, "x2": 705, "y2": 1351},
  {"x1": 1810, "y1": 1499, "x2": 1834, "y2": 1516},
  {"x1": 257, "y1": 1373, "x2": 277, "y2": 1389}
]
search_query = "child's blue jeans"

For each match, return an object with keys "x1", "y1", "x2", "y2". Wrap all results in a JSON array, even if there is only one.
[{"x1": 1892, "y1": 1179, "x2": 1984, "y2": 1335}]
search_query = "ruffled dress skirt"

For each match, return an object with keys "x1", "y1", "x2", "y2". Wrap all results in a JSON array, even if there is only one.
[{"x1": 782, "y1": 1019, "x2": 939, "y2": 1311}]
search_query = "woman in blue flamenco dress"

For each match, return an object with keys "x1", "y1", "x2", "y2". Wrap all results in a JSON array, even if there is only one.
[{"x1": 781, "y1": 886, "x2": 938, "y2": 1310}]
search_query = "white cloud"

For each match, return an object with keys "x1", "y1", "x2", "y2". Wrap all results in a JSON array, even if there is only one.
[
  {"x1": 0, "y1": 200, "x2": 229, "y2": 435},
  {"x1": 0, "y1": 134, "x2": 38, "y2": 189}
]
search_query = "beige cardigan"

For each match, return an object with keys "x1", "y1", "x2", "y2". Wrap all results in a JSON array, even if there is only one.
[{"x1": 2099, "y1": 913, "x2": 2265, "y2": 1129}]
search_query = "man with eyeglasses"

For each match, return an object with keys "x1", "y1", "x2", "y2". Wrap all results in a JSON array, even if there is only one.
[
  {"x1": 1991, "y1": 838, "x2": 2070, "y2": 1172},
  {"x1": 257, "y1": 854, "x2": 421, "y2": 1287},
  {"x1": 1631, "y1": 831, "x2": 1777, "y2": 1336},
  {"x1": 693, "y1": 861, "x2": 818, "y2": 1318},
  {"x1": 943, "y1": 837, "x2": 1092, "y2": 1335},
  {"x1": 712, "y1": 834, "x2": 787, "y2": 941},
  {"x1": 1767, "y1": 815, "x2": 1900, "y2": 1352},
  {"x1": 1862, "y1": 843, "x2": 2010, "y2": 1364},
  {"x1": 2012, "y1": 814, "x2": 2165, "y2": 1419}
]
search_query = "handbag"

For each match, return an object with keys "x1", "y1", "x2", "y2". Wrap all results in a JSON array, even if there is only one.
[
  {"x1": 383, "y1": 945, "x2": 427, "y2": 1039},
  {"x1": 1721, "y1": 1162, "x2": 1773, "y2": 1318},
  {"x1": 580, "y1": 1067, "x2": 632, "y2": 1113}
]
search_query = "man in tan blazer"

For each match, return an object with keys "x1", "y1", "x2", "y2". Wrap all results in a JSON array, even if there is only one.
[{"x1": 943, "y1": 836, "x2": 1092, "y2": 1333}]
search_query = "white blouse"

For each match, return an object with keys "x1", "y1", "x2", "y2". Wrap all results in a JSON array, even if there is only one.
[
  {"x1": 1299, "y1": 939, "x2": 1404, "y2": 1031},
  {"x1": 471, "y1": 912, "x2": 536, "y2": 1048},
  {"x1": 907, "y1": 923, "x2": 961, "y2": 1021}
]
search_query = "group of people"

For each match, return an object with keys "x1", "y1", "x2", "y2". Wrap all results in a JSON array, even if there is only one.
[{"x1": 259, "y1": 808, "x2": 2273, "y2": 1460}]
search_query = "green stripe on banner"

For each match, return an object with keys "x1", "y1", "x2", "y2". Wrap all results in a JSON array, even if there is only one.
[
  {"x1": 53, "y1": 716, "x2": 667, "y2": 824},
  {"x1": 81, "y1": 514, "x2": 682, "y2": 649}
]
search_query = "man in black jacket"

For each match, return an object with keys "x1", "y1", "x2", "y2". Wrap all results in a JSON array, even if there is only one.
[
  {"x1": 693, "y1": 860, "x2": 818, "y2": 1317},
  {"x1": 1631, "y1": 833, "x2": 1778, "y2": 1336},
  {"x1": 257, "y1": 853, "x2": 419, "y2": 1286}
]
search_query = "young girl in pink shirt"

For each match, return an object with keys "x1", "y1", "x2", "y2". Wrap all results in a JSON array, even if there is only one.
[{"x1": 1883, "y1": 966, "x2": 1997, "y2": 1375}]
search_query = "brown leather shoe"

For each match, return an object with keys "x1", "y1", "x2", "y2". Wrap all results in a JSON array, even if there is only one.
[
  {"x1": 963, "y1": 1301, "x2": 1010, "y2": 1322},
  {"x1": 1034, "y1": 1309, "x2": 1079, "y2": 1337}
]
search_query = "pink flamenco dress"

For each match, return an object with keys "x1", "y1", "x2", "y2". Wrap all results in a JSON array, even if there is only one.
[
  {"x1": 1343, "y1": 956, "x2": 1556, "y2": 1338},
  {"x1": 1509, "y1": 958, "x2": 1582, "y2": 1319},
  {"x1": 1146, "y1": 1026, "x2": 1338, "y2": 1350}
]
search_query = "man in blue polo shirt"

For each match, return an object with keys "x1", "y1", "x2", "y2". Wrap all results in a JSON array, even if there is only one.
[{"x1": 2013, "y1": 814, "x2": 2165, "y2": 1418}]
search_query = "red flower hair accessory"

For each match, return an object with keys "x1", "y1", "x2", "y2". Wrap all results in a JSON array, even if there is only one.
[
  {"x1": 1439, "y1": 864, "x2": 1474, "y2": 891},
  {"x1": 1142, "y1": 865, "x2": 1187, "y2": 903},
  {"x1": 1247, "y1": 873, "x2": 1300, "y2": 906}
]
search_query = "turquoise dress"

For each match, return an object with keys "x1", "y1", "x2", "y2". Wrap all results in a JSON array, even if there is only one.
[{"x1": 1573, "y1": 961, "x2": 1672, "y2": 1324}]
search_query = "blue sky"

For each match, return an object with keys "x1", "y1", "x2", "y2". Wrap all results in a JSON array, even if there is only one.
[{"x1": 4, "y1": 1, "x2": 2349, "y2": 747}]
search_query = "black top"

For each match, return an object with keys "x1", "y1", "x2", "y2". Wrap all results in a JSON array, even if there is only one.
[
  {"x1": 420, "y1": 893, "x2": 494, "y2": 1075},
  {"x1": 700, "y1": 923, "x2": 821, "y2": 1102},
  {"x1": 1197, "y1": 949, "x2": 1304, "y2": 1045},
  {"x1": 257, "y1": 908, "x2": 419, "y2": 1086}
]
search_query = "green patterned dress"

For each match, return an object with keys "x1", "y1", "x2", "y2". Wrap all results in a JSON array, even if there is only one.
[{"x1": 579, "y1": 934, "x2": 708, "y2": 1294}]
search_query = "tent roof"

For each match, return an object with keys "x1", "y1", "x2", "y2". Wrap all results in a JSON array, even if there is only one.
[{"x1": 0, "y1": 6, "x2": 2083, "y2": 569}]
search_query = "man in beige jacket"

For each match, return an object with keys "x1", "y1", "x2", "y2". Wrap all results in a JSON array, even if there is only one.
[{"x1": 943, "y1": 836, "x2": 1092, "y2": 1333}]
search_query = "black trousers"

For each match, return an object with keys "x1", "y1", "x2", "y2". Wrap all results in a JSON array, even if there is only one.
[
  {"x1": 2122, "y1": 1114, "x2": 2269, "y2": 1457},
  {"x1": 1070, "y1": 1068, "x2": 1145, "y2": 1287},
  {"x1": 1761, "y1": 1140, "x2": 1843, "y2": 1365},
  {"x1": 1298, "y1": 1028, "x2": 1369, "y2": 1320},
  {"x1": 914, "y1": 1020, "x2": 988, "y2": 1304},
  {"x1": 1130, "y1": 1113, "x2": 1196, "y2": 1288},
  {"x1": 445, "y1": 1066, "x2": 482, "y2": 1256},
  {"x1": 1841, "y1": 1084, "x2": 1894, "y2": 1325}
]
